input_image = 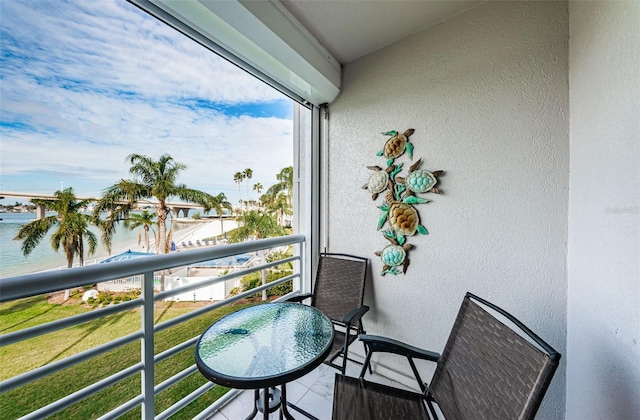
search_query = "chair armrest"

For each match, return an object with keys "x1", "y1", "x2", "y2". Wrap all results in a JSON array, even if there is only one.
[
  {"x1": 341, "y1": 305, "x2": 370, "y2": 326},
  {"x1": 359, "y1": 334, "x2": 440, "y2": 362},
  {"x1": 285, "y1": 293, "x2": 313, "y2": 303}
]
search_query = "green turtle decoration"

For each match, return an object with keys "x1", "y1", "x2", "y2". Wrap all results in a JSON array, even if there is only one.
[
  {"x1": 376, "y1": 230, "x2": 414, "y2": 276},
  {"x1": 362, "y1": 163, "x2": 403, "y2": 200},
  {"x1": 377, "y1": 129, "x2": 414, "y2": 166},
  {"x1": 365, "y1": 128, "x2": 446, "y2": 275},
  {"x1": 395, "y1": 158, "x2": 444, "y2": 196}
]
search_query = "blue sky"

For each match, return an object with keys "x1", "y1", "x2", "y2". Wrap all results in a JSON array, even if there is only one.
[{"x1": 0, "y1": 0, "x2": 294, "y2": 206}]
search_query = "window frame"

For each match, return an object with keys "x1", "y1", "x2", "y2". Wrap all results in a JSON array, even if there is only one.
[{"x1": 127, "y1": 0, "x2": 322, "y2": 292}]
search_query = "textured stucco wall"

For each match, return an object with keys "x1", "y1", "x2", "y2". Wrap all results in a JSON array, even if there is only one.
[
  {"x1": 326, "y1": 2, "x2": 569, "y2": 418},
  {"x1": 567, "y1": 1, "x2": 640, "y2": 419}
]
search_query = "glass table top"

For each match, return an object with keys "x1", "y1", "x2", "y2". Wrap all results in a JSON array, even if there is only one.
[{"x1": 196, "y1": 302, "x2": 334, "y2": 389}]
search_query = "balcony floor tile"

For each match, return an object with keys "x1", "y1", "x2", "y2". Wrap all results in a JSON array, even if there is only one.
[{"x1": 207, "y1": 361, "x2": 392, "y2": 420}]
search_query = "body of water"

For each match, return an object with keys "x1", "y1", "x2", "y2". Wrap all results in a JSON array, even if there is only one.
[
  {"x1": 0, "y1": 212, "x2": 189, "y2": 278},
  {"x1": 190, "y1": 253, "x2": 254, "y2": 267}
]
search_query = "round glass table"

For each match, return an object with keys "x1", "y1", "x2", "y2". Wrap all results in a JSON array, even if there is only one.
[{"x1": 196, "y1": 302, "x2": 334, "y2": 419}]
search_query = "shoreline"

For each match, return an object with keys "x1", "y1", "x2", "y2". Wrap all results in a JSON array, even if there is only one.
[{"x1": 4, "y1": 219, "x2": 238, "y2": 278}]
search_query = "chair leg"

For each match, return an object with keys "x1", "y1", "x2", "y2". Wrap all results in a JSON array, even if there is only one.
[
  {"x1": 339, "y1": 330, "x2": 352, "y2": 375},
  {"x1": 426, "y1": 398, "x2": 439, "y2": 420},
  {"x1": 363, "y1": 341, "x2": 373, "y2": 374},
  {"x1": 358, "y1": 350, "x2": 374, "y2": 379},
  {"x1": 359, "y1": 323, "x2": 372, "y2": 374}
]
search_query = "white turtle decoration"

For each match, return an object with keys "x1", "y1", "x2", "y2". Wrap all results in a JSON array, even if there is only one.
[{"x1": 362, "y1": 163, "x2": 402, "y2": 200}]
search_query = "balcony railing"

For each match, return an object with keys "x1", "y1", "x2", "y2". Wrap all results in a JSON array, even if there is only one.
[{"x1": 0, "y1": 234, "x2": 306, "y2": 419}]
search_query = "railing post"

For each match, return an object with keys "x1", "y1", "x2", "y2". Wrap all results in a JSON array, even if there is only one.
[
  {"x1": 295, "y1": 241, "x2": 305, "y2": 295},
  {"x1": 141, "y1": 270, "x2": 155, "y2": 418}
]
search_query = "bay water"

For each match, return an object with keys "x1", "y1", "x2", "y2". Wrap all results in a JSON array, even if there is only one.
[{"x1": 0, "y1": 212, "x2": 189, "y2": 278}]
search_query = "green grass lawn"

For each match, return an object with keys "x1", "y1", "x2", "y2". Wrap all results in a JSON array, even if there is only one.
[{"x1": 0, "y1": 294, "x2": 257, "y2": 419}]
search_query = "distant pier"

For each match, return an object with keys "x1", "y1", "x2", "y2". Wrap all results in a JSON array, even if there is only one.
[{"x1": 0, "y1": 190, "x2": 208, "y2": 220}]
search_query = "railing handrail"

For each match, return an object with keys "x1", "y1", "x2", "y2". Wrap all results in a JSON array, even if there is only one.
[
  {"x1": 0, "y1": 234, "x2": 304, "y2": 302},
  {"x1": 0, "y1": 234, "x2": 307, "y2": 419}
]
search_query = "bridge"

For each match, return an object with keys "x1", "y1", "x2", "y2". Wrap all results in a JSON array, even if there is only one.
[{"x1": 0, "y1": 191, "x2": 208, "y2": 219}]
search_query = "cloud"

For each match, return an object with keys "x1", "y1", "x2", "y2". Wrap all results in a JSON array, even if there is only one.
[
  {"x1": 1, "y1": 0, "x2": 282, "y2": 103},
  {"x1": 0, "y1": 0, "x2": 296, "y2": 205}
]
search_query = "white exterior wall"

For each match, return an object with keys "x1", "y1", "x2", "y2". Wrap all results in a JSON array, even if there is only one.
[
  {"x1": 327, "y1": 2, "x2": 569, "y2": 418},
  {"x1": 567, "y1": 2, "x2": 640, "y2": 419}
]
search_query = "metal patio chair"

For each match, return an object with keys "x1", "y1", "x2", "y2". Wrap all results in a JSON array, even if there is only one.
[
  {"x1": 332, "y1": 292, "x2": 561, "y2": 420},
  {"x1": 288, "y1": 252, "x2": 369, "y2": 375}
]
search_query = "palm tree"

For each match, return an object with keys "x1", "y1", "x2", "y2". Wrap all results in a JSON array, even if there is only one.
[
  {"x1": 244, "y1": 168, "x2": 253, "y2": 205},
  {"x1": 253, "y1": 182, "x2": 263, "y2": 205},
  {"x1": 266, "y1": 166, "x2": 293, "y2": 207},
  {"x1": 266, "y1": 192, "x2": 293, "y2": 226},
  {"x1": 233, "y1": 171, "x2": 244, "y2": 208},
  {"x1": 204, "y1": 192, "x2": 233, "y2": 236},
  {"x1": 94, "y1": 153, "x2": 214, "y2": 256},
  {"x1": 263, "y1": 166, "x2": 294, "y2": 225},
  {"x1": 230, "y1": 210, "x2": 285, "y2": 301},
  {"x1": 14, "y1": 187, "x2": 97, "y2": 300},
  {"x1": 125, "y1": 210, "x2": 157, "y2": 253}
]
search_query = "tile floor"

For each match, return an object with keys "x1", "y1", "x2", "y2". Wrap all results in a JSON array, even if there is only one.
[{"x1": 207, "y1": 362, "x2": 416, "y2": 420}]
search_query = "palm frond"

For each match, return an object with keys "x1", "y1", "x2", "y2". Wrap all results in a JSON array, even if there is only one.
[{"x1": 14, "y1": 216, "x2": 57, "y2": 255}]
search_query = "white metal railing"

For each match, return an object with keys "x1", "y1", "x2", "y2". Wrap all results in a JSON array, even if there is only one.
[{"x1": 0, "y1": 234, "x2": 306, "y2": 419}]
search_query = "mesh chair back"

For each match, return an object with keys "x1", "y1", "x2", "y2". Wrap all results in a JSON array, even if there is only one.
[
  {"x1": 428, "y1": 294, "x2": 560, "y2": 420},
  {"x1": 311, "y1": 253, "x2": 367, "y2": 323}
]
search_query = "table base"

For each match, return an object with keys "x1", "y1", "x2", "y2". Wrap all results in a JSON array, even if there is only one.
[{"x1": 245, "y1": 384, "x2": 319, "y2": 420}]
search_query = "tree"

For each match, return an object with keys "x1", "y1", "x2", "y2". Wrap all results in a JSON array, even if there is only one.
[
  {"x1": 263, "y1": 166, "x2": 294, "y2": 225},
  {"x1": 233, "y1": 171, "x2": 244, "y2": 208},
  {"x1": 243, "y1": 168, "x2": 253, "y2": 205},
  {"x1": 204, "y1": 192, "x2": 233, "y2": 236},
  {"x1": 14, "y1": 187, "x2": 97, "y2": 300},
  {"x1": 125, "y1": 210, "x2": 157, "y2": 253},
  {"x1": 229, "y1": 210, "x2": 285, "y2": 301},
  {"x1": 266, "y1": 192, "x2": 293, "y2": 227},
  {"x1": 266, "y1": 166, "x2": 293, "y2": 207},
  {"x1": 94, "y1": 153, "x2": 214, "y2": 256},
  {"x1": 253, "y1": 182, "x2": 263, "y2": 203}
]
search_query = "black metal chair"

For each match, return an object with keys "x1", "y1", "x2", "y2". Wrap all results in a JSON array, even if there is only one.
[
  {"x1": 332, "y1": 292, "x2": 561, "y2": 420},
  {"x1": 287, "y1": 252, "x2": 369, "y2": 375}
]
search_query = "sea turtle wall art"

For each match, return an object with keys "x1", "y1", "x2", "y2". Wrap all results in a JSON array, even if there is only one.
[
  {"x1": 362, "y1": 163, "x2": 402, "y2": 200},
  {"x1": 365, "y1": 129, "x2": 445, "y2": 276}
]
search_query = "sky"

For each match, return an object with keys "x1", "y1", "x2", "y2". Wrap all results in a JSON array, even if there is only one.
[{"x1": 0, "y1": 0, "x2": 295, "y2": 207}]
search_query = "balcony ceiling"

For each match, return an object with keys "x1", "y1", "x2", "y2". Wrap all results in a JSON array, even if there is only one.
[{"x1": 279, "y1": 0, "x2": 484, "y2": 64}]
